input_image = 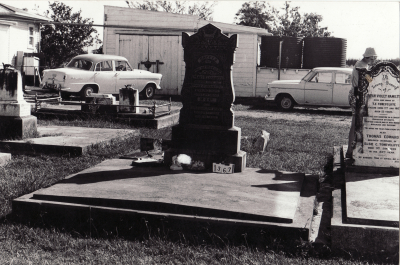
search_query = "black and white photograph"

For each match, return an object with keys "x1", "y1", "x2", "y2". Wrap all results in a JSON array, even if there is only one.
[{"x1": 0, "y1": 1, "x2": 398, "y2": 264}]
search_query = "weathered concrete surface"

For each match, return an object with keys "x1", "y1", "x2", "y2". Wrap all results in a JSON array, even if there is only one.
[
  {"x1": 331, "y1": 188, "x2": 399, "y2": 255},
  {"x1": 0, "y1": 126, "x2": 139, "y2": 156},
  {"x1": 29, "y1": 159, "x2": 304, "y2": 222},
  {"x1": 345, "y1": 172, "x2": 399, "y2": 227},
  {"x1": 331, "y1": 146, "x2": 399, "y2": 256},
  {"x1": 0, "y1": 152, "x2": 11, "y2": 166},
  {"x1": 12, "y1": 159, "x2": 317, "y2": 243}
]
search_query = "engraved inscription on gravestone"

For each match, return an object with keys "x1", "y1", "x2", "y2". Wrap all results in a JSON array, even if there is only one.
[
  {"x1": 352, "y1": 62, "x2": 400, "y2": 168},
  {"x1": 164, "y1": 24, "x2": 246, "y2": 172},
  {"x1": 179, "y1": 23, "x2": 237, "y2": 128}
]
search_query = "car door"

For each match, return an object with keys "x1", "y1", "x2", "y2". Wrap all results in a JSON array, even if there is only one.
[
  {"x1": 94, "y1": 60, "x2": 117, "y2": 93},
  {"x1": 304, "y1": 71, "x2": 333, "y2": 105},
  {"x1": 115, "y1": 60, "x2": 140, "y2": 91},
  {"x1": 333, "y1": 71, "x2": 352, "y2": 106}
]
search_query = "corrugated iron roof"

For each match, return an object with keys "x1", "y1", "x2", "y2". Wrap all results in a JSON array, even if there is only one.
[{"x1": 0, "y1": 3, "x2": 51, "y2": 22}]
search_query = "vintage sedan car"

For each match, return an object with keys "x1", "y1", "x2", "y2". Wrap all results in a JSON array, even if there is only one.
[
  {"x1": 40, "y1": 54, "x2": 162, "y2": 99},
  {"x1": 265, "y1": 67, "x2": 353, "y2": 110}
]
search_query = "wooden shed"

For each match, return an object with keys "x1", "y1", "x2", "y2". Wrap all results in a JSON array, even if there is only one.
[{"x1": 103, "y1": 6, "x2": 271, "y2": 97}]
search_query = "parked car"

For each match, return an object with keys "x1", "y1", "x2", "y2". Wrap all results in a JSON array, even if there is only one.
[
  {"x1": 265, "y1": 67, "x2": 353, "y2": 110},
  {"x1": 40, "y1": 54, "x2": 162, "y2": 99}
]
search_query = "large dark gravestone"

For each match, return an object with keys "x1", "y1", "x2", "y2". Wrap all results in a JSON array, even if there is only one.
[
  {"x1": 350, "y1": 61, "x2": 399, "y2": 170},
  {"x1": 164, "y1": 24, "x2": 246, "y2": 172}
]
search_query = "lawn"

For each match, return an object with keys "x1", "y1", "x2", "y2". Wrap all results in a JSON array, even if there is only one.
[{"x1": 0, "y1": 105, "x2": 395, "y2": 264}]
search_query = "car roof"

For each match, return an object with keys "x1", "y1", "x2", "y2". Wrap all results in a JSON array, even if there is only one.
[
  {"x1": 72, "y1": 54, "x2": 128, "y2": 63},
  {"x1": 313, "y1": 67, "x2": 352, "y2": 73}
]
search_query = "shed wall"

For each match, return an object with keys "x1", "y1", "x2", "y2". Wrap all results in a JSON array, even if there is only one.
[{"x1": 104, "y1": 6, "x2": 267, "y2": 97}]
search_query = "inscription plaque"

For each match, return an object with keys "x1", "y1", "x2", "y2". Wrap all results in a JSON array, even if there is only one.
[{"x1": 352, "y1": 62, "x2": 400, "y2": 168}]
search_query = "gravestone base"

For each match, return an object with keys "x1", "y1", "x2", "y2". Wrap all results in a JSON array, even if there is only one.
[
  {"x1": 0, "y1": 115, "x2": 37, "y2": 139},
  {"x1": 170, "y1": 125, "x2": 241, "y2": 154},
  {"x1": 345, "y1": 164, "x2": 399, "y2": 175},
  {"x1": 164, "y1": 125, "x2": 246, "y2": 172},
  {"x1": 0, "y1": 102, "x2": 31, "y2": 117},
  {"x1": 165, "y1": 149, "x2": 246, "y2": 173}
]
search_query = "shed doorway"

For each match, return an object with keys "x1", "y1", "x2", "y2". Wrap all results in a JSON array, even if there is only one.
[{"x1": 119, "y1": 34, "x2": 182, "y2": 95}]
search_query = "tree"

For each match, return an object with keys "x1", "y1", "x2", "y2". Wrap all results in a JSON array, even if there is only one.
[
  {"x1": 92, "y1": 45, "x2": 103, "y2": 54},
  {"x1": 235, "y1": 1, "x2": 332, "y2": 37},
  {"x1": 125, "y1": 1, "x2": 217, "y2": 20},
  {"x1": 234, "y1": 2, "x2": 275, "y2": 32},
  {"x1": 40, "y1": 2, "x2": 102, "y2": 68}
]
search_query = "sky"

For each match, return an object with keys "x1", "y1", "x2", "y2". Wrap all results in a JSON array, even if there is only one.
[{"x1": 3, "y1": 0, "x2": 400, "y2": 59}]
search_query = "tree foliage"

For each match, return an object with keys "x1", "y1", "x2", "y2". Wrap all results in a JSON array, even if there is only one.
[
  {"x1": 234, "y1": 2, "x2": 275, "y2": 32},
  {"x1": 126, "y1": 1, "x2": 217, "y2": 20},
  {"x1": 234, "y1": 1, "x2": 332, "y2": 37},
  {"x1": 40, "y1": 2, "x2": 102, "y2": 68}
]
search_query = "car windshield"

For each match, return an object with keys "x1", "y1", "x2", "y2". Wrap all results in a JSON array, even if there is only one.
[
  {"x1": 66, "y1": 59, "x2": 93, "y2": 70},
  {"x1": 302, "y1": 71, "x2": 317, "y2": 81}
]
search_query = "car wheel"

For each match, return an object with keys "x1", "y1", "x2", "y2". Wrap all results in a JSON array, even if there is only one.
[
  {"x1": 277, "y1": 95, "x2": 294, "y2": 110},
  {"x1": 143, "y1": 84, "x2": 155, "y2": 99},
  {"x1": 81, "y1": 86, "x2": 94, "y2": 99}
]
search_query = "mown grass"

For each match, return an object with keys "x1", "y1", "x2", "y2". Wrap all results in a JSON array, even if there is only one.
[
  {"x1": 0, "y1": 110, "x2": 395, "y2": 264},
  {"x1": 238, "y1": 117, "x2": 348, "y2": 175},
  {"x1": 0, "y1": 223, "x2": 379, "y2": 265}
]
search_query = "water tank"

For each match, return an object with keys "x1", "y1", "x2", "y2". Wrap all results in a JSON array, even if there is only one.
[
  {"x1": 302, "y1": 37, "x2": 347, "y2": 69},
  {"x1": 260, "y1": 36, "x2": 303, "y2": 69}
]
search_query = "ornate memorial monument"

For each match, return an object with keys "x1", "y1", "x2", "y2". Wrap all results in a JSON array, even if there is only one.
[
  {"x1": 350, "y1": 61, "x2": 399, "y2": 171},
  {"x1": 343, "y1": 61, "x2": 399, "y2": 230},
  {"x1": 164, "y1": 24, "x2": 246, "y2": 172},
  {"x1": 0, "y1": 67, "x2": 37, "y2": 139}
]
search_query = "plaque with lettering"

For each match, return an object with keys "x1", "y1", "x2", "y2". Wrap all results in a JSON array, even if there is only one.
[
  {"x1": 352, "y1": 62, "x2": 400, "y2": 168},
  {"x1": 179, "y1": 24, "x2": 237, "y2": 128}
]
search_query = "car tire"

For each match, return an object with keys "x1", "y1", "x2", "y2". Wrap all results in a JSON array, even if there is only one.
[
  {"x1": 143, "y1": 84, "x2": 155, "y2": 99},
  {"x1": 81, "y1": 86, "x2": 94, "y2": 99},
  {"x1": 277, "y1": 95, "x2": 295, "y2": 110}
]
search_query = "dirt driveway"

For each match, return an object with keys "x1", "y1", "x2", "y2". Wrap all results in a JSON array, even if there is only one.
[
  {"x1": 233, "y1": 100, "x2": 353, "y2": 126},
  {"x1": 234, "y1": 108, "x2": 352, "y2": 126}
]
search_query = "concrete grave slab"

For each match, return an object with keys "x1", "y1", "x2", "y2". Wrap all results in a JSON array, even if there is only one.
[
  {"x1": 0, "y1": 126, "x2": 139, "y2": 156},
  {"x1": 331, "y1": 146, "x2": 399, "y2": 256},
  {"x1": 30, "y1": 159, "x2": 304, "y2": 223},
  {"x1": 345, "y1": 172, "x2": 399, "y2": 227},
  {"x1": 13, "y1": 159, "x2": 317, "y2": 242}
]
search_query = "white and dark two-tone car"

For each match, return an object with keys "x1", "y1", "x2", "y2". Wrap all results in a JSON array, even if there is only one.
[
  {"x1": 265, "y1": 67, "x2": 353, "y2": 110},
  {"x1": 40, "y1": 54, "x2": 162, "y2": 99}
]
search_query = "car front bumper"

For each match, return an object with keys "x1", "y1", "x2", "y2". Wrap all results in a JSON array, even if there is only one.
[{"x1": 264, "y1": 95, "x2": 275, "y2": 101}]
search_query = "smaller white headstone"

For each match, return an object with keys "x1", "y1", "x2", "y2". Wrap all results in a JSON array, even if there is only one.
[
  {"x1": 119, "y1": 87, "x2": 139, "y2": 113},
  {"x1": 0, "y1": 68, "x2": 31, "y2": 117}
]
